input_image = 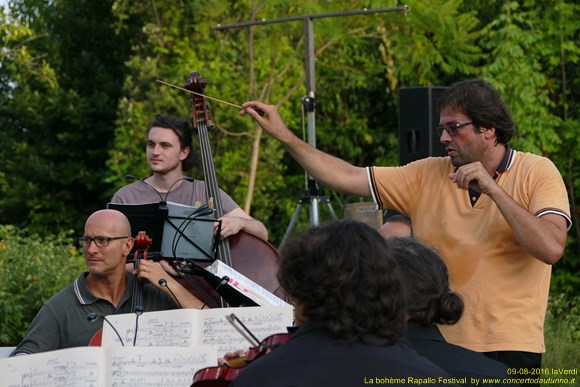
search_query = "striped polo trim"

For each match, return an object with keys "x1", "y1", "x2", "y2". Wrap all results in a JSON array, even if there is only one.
[{"x1": 73, "y1": 277, "x2": 88, "y2": 305}]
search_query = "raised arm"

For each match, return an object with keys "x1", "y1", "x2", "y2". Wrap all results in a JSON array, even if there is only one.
[{"x1": 241, "y1": 101, "x2": 370, "y2": 197}]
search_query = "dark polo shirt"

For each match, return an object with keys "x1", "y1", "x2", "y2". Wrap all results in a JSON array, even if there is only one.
[{"x1": 11, "y1": 272, "x2": 177, "y2": 355}]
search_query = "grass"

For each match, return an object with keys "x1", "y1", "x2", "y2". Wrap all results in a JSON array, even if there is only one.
[{"x1": 541, "y1": 295, "x2": 580, "y2": 387}]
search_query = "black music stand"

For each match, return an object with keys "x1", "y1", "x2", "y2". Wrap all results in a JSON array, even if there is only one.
[
  {"x1": 161, "y1": 202, "x2": 217, "y2": 261},
  {"x1": 107, "y1": 202, "x2": 218, "y2": 261},
  {"x1": 107, "y1": 201, "x2": 257, "y2": 307},
  {"x1": 179, "y1": 264, "x2": 259, "y2": 307},
  {"x1": 107, "y1": 202, "x2": 166, "y2": 258}
]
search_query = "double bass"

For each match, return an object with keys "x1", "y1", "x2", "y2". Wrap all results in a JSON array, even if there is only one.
[{"x1": 181, "y1": 71, "x2": 285, "y2": 307}]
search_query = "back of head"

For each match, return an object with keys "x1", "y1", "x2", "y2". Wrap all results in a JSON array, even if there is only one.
[
  {"x1": 438, "y1": 79, "x2": 515, "y2": 144},
  {"x1": 379, "y1": 214, "x2": 413, "y2": 239},
  {"x1": 150, "y1": 115, "x2": 199, "y2": 171},
  {"x1": 389, "y1": 237, "x2": 463, "y2": 326},
  {"x1": 279, "y1": 220, "x2": 406, "y2": 345}
]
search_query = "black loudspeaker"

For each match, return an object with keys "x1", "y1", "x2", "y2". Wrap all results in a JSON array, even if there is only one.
[{"x1": 398, "y1": 86, "x2": 448, "y2": 166}]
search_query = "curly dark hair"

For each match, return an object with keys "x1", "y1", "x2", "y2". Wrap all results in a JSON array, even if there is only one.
[
  {"x1": 278, "y1": 220, "x2": 406, "y2": 346},
  {"x1": 149, "y1": 115, "x2": 200, "y2": 171},
  {"x1": 438, "y1": 79, "x2": 515, "y2": 145},
  {"x1": 389, "y1": 237, "x2": 464, "y2": 326}
]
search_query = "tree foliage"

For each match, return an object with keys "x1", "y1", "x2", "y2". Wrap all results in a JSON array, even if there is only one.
[
  {"x1": 1, "y1": 0, "x2": 578, "y2": 295},
  {"x1": 0, "y1": 225, "x2": 85, "y2": 345},
  {"x1": 0, "y1": 0, "x2": 139, "y2": 235}
]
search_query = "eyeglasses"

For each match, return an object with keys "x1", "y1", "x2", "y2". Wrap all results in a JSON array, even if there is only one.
[
  {"x1": 79, "y1": 236, "x2": 129, "y2": 248},
  {"x1": 436, "y1": 121, "x2": 473, "y2": 137}
]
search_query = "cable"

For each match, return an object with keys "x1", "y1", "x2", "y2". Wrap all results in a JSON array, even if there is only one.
[{"x1": 158, "y1": 278, "x2": 183, "y2": 309}]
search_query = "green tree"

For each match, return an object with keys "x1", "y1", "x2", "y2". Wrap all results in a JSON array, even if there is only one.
[
  {"x1": 0, "y1": 0, "x2": 138, "y2": 235},
  {"x1": 106, "y1": 0, "x2": 486, "y2": 244},
  {"x1": 2, "y1": 0, "x2": 578, "y2": 293}
]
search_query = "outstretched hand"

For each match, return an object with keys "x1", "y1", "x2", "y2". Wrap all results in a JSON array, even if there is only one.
[{"x1": 241, "y1": 101, "x2": 292, "y2": 142}]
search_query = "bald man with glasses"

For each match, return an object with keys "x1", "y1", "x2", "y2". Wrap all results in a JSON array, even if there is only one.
[
  {"x1": 11, "y1": 209, "x2": 204, "y2": 356},
  {"x1": 241, "y1": 79, "x2": 571, "y2": 375}
]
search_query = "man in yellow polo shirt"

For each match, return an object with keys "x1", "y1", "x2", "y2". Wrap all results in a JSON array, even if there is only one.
[{"x1": 241, "y1": 79, "x2": 571, "y2": 375}]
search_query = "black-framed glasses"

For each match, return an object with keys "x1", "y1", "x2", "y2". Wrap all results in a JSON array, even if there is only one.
[
  {"x1": 79, "y1": 236, "x2": 129, "y2": 248},
  {"x1": 436, "y1": 121, "x2": 473, "y2": 137}
]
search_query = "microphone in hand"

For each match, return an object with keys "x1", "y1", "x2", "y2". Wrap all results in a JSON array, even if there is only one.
[{"x1": 87, "y1": 312, "x2": 125, "y2": 347}]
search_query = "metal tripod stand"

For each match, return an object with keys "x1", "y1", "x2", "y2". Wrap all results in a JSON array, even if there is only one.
[
  {"x1": 214, "y1": 6, "x2": 410, "y2": 249},
  {"x1": 278, "y1": 96, "x2": 339, "y2": 251}
]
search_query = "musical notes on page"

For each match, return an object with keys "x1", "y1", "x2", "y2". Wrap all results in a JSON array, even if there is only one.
[
  {"x1": 105, "y1": 346, "x2": 216, "y2": 386},
  {"x1": 102, "y1": 305, "x2": 294, "y2": 355},
  {"x1": 0, "y1": 345, "x2": 217, "y2": 387}
]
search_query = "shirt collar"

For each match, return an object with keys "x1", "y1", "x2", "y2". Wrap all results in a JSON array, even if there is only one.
[
  {"x1": 74, "y1": 271, "x2": 134, "y2": 306},
  {"x1": 467, "y1": 144, "x2": 515, "y2": 207},
  {"x1": 496, "y1": 144, "x2": 515, "y2": 173}
]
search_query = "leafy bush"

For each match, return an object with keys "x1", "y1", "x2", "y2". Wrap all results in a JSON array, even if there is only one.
[
  {"x1": 542, "y1": 293, "x2": 580, "y2": 386},
  {"x1": 0, "y1": 225, "x2": 85, "y2": 346},
  {"x1": 547, "y1": 293, "x2": 580, "y2": 340},
  {"x1": 551, "y1": 267, "x2": 580, "y2": 298}
]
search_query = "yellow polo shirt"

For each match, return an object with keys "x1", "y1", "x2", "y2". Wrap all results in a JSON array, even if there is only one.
[{"x1": 369, "y1": 148, "x2": 571, "y2": 353}]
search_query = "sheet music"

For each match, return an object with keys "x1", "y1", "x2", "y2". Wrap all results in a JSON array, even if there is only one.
[
  {"x1": 0, "y1": 346, "x2": 216, "y2": 387},
  {"x1": 102, "y1": 305, "x2": 294, "y2": 355},
  {"x1": 205, "y1": 260, "x2": 291, "y2": 306},
  {"x1": 107, "y1": 311, "x2": 196, "y2": 347},
  {"x1": 1, "y1": 347, "x2": 103, "y2": 387},
  {"x1": 196, "y1": 306, "x2": 293, "y2": 353},
  {"x1": 105, "y1": 346, "x2": 216, "y2": 386}
]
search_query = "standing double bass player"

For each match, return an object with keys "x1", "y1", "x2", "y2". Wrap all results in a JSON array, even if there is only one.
[
  {"x1": 112, "y1": 72, "x2": 286, "y2": 310},
  {"x1": 110, "y1": 114, "x2": 268, "y2": 242}
]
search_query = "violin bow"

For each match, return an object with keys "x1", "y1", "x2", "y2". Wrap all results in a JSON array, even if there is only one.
[
  {"x1": 226, "y1": 313, "x2": 261, "y2": 347},
  {"x1": 156, "y1": 78, "x2": 265, "y2": 116}
]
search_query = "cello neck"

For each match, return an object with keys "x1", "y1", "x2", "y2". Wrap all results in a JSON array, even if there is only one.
[{"x1": 131, "y1": 231, "x2": 152, "y2": 313}]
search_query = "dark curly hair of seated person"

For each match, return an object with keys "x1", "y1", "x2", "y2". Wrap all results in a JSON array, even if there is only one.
[
  {"x1": 389, "y1": 237, "x2": 464, "y2": 326},
  {"x1": 278, "y1": 220, "x2": 406, "y2": 346}
]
